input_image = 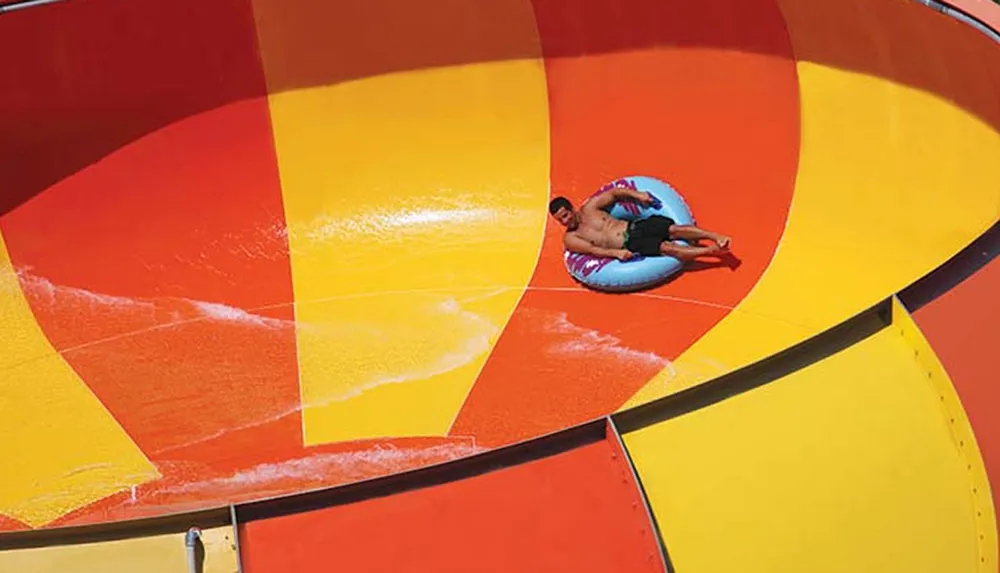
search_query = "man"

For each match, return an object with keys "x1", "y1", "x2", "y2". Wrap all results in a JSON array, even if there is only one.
[{"x1": 549, "y1": 185, "x2": 731, "y2": 261}]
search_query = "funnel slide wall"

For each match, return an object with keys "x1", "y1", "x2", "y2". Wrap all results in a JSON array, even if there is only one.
[{"x1": 0, "y1": 0, "x2": 997, "y2": 533}]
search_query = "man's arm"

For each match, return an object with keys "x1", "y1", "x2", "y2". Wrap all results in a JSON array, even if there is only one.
[
  {"x1": 564, "y1": 233, "x2": 631, "y2": 260},
  {"x1": 584, "y1": 185, "x2": 653, "y2": 211}
]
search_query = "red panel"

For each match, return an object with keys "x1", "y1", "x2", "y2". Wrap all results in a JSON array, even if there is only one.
[
  {"x1": 0, "y1": 98, "x2": 311, "y2": 511},
  {"x1": 0, "y1": 0, "x2": 266, "y2": 216},
  {"x1": 0, "y1": 0, "x2": 312, "y2": 523},
  {"x1": 452, "y1": 0, "x2": 800, "y2": 446},
  {"x1": 914, "y1": 256, "x2": 1000, "y2": 522},
  {"x1": 0, "y1": 79, "x2": 299, "y2": 481},
  {"x1": 240, "y1": 436, "x2": 665, "y2": 573}
]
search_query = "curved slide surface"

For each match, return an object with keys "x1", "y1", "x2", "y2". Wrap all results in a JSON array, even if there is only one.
[{"x1": 0, "y1": 0, "x2": 998, "y2": 571}]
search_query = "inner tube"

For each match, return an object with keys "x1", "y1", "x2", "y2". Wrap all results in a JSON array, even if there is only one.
[{"x1": 563, "y1": 175, "x2": 695, "y2": 292}]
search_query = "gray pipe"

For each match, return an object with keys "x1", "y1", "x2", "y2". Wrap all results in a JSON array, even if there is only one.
[
  {"x1": 0, "y1": 0, "x2": 66, "y2": 15},
  {"x1": 185, "y1": 527, "x2": 203, "y2": 573},
  {"x1": 913, "y1": 0, "x2": 1000, "y2": 43}
]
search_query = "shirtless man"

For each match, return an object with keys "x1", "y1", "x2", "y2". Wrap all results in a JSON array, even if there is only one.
[{"x1": 549, "y1": 186, "x2": 731, "y2": 261}]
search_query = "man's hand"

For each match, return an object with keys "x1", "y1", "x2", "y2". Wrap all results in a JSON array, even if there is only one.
[
  {"x1": 614, "y1": 249, "x2": 634, "y2": 261},
  {"x1": 616, "y1": 186, "x2": 654, "y2": 206}
]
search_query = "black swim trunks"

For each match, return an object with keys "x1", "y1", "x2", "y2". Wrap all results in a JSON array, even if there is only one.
[{"x1": 624, "y1": 215, "x2": 676, "y2": 256}]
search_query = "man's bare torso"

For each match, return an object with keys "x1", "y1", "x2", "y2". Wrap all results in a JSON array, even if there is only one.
[{"x1": 567, "y1": 202, "x2": 628, "y2": 249}]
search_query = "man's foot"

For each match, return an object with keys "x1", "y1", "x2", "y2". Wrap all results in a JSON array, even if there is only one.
[
  {"x1": 723, "y1": 251, "x2": 742, "y2": 270},
  {"x1": 712, "y1": 234, "x2": 731, "y2": 251}
]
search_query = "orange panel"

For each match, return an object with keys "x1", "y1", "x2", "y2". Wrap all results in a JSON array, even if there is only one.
[
  {"x1": 451, "y1": 0, "x2": 799, "y2": 446},
  {"x1": 0, "y1": 515, "x2": 27, "y2": 532},
  {"x1": 239, "y1": 432, "x2": 664, "y2": 573},
  {"x1": 913, "y1": 254, "x2": 1000, "y2": 526}
]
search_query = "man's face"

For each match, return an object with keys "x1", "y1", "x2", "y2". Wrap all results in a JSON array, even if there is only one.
[{"x1": 552, "y1": 206, "x2": 578, "y2": 230}]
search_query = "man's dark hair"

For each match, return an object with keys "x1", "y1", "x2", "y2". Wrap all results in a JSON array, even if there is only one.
[{"x1": 548, "y1": 196, "x2": 572, "y2": 215}]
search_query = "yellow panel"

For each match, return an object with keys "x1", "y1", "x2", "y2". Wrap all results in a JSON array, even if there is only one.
[
  {"x1": 0, "y1": 526, "x2": 237, "y2": 573},
  {"x1": 624, "y1": 308, "x2": 987, "y2": 573},
  {"x1": 0, "y1": 234, "x2": 158, "y2": 527},
  {"x1": 260, "y1": 29, "x2": 549, "y2": 441},
  {"x1": 626, "y1": 56, "x2": 1000, "y2": 407}
]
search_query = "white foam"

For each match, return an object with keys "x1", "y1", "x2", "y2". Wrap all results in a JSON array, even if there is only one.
[
  {"x1": 7, "y1": 269, "x2": 295, "y2": 363},
  {"x1": 391, "y1": 207, "x2": 494, "y2": 228},
  {"x1": 16, "y1": 267, "x2": 290, "y2": 329},
  {"x1": 297, "y1": 206, "x2": 495, "y2": 245},
  {"x1": 62, "y1": 462, "x2": 117, "y2": 477},
  {"x1": 545, "y1": 312, "x2": 669, "y2": 368},
  {"x1": 154, "y1": 297, "x2": 496, "y2": 452},
  {"x1": 188, "y1": 300, "x2": 288, "y2": 329},
  {"x1": 335, "y1": 332, "x2": 493, "y2": 401},
  {"x1": 19, "y1": 271, "x2": 156, "y2": 313},
  {"x1": 163, "y1": 442, "x2": 482, "y2": 495},
  {"x1": 0, "y1": 266, "x2": 23, "y2": 295},
  {"x1": 306, "y1": 296, "x2": 499, "y2": 403}
]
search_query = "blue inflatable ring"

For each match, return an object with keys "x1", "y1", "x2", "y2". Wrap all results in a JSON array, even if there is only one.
[{"x1": 563, "y1": 175, "x2": 695, "y2": 292}]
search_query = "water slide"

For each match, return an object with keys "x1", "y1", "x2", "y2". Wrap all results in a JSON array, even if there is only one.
[{"x1": 0, "y1": 0, "x2": 997, "y2": 570}]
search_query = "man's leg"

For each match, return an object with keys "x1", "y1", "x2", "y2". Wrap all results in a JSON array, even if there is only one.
[
  {"x1": 669, "y1": 224, "x2": 731, "y2": 250},
  {"x1": 659, "y1": 241, "x2": 724, "y2": 261}
]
